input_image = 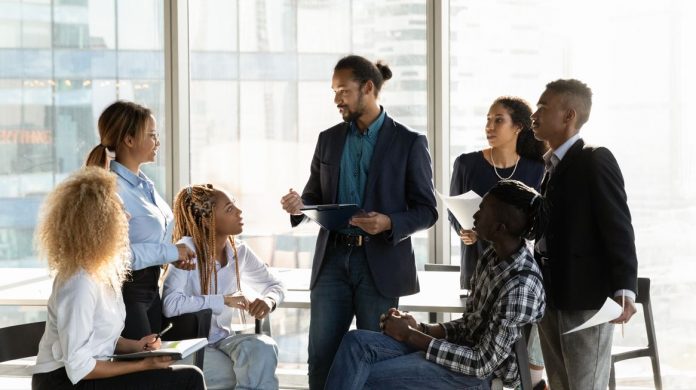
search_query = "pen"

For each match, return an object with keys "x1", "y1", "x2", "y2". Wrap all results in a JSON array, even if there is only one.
[
  {"x1": 155, "y1": 322, "x2": 173, "y2": 341},
  {"x1": 621, "y1": 291, "x2": 625, "y2": 338}
]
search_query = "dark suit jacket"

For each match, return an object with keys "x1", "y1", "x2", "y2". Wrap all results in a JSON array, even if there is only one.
[
  {"x1": 538, "y1": 139, "x2": 638, "y2": 310},
  {"x1": 292, "y1": 113, "x2": 438, "y2": 298}
]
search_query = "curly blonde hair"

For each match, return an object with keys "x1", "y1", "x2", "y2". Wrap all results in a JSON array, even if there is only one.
[
  {"x1": 36, "y1": 167, "x2": 130, "y2": 289},
  {"x1": 172, "y1": 184, "x2": 240, "y2": 295}
]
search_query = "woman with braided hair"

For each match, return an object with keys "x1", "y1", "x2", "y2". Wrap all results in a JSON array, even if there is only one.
[{"x1": 163, "y1": 184, "x2": 284, "y2": 390}]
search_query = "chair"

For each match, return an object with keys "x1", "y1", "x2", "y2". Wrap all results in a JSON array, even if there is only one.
[
  {"x1": 162, "y1": 309, "x2": 213, "y2": 369},
  {"x1": 491, "y1": 324, "x2": 533, "y2": 390},
  {"x1": 423, "y1": 263, "x2": 461, "y2": 272},
  {"x1": 0, "y1": 321, "x2": 46, "y2": 363},
  {"x1": 609, "y1": 277, "x2": 662, "y2": 390},
  {"x1": 513, "y1": 324, "x2": 534, "y2": 390},
  {"x1": 255, "y1": 316, "x2": 271, "y2": 336}
]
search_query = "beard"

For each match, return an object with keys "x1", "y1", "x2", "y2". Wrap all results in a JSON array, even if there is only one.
[{"x1": 342, "y1": 91, "x2": 366, "y2": 123}]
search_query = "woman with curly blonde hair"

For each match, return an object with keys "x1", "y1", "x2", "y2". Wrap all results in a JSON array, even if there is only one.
[
  {"x1": 32, "y1": 167, "x2": 205, "y2": 390},
  {"x1": 163, "y1": 184, "x2": 284, "y2": 389}
]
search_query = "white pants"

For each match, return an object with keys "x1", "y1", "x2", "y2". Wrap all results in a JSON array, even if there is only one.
[{"x1": 182, "y1": 333, "x2": 279, "y2": 390}]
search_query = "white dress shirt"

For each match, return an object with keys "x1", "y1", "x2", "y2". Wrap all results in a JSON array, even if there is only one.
[
  {"x1": 34, "y1": 269, "x2": 126, "y2": 384},
  {"x1": 162, "y1": 237, "x2": 285, "y2": 344}
]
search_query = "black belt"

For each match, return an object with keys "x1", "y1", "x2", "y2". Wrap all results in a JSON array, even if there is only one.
[{"x1": 331, "y1": 232, "x2": 367, "y2": 247}]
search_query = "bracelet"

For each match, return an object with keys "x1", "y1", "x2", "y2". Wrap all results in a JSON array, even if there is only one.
[{"x1": 266, "y1": 297, "x2": 277, "y2": 312}]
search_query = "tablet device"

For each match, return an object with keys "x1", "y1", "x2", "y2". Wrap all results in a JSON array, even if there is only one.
[{"x1": 301, "y1": 204, "x2": 362, "y2": 231}]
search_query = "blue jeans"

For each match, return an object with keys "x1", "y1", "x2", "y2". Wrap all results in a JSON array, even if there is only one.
[
  {"x1": 527, "y1": 323, "x2": 545, "y2": 367},
  {"x1": 326, "y1": 330, "x2": 491, "y2": 390},
  {"x1": 308, "y1": 245, "x2": 398, "y2": 390}
]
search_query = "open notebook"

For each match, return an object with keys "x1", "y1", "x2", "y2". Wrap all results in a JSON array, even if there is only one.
[{"x1": 109, "y1": 338, "x2": 208, "y2": 361}]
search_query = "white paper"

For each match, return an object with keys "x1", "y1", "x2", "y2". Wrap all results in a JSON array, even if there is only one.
[
  {"x1": 563, "y1": 297, "x2": 622, "y2": 335},
  {"x1": 436, "y1": 190, "x2": 482, "y2": 230}
]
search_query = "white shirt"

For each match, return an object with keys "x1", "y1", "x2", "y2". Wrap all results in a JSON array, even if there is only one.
[
  {"x1": 162, "y1": 237, "x2": 285, "y2": 344},
  {"x1": 34, "y1": 269, "x2": 126, "y2": 384}
]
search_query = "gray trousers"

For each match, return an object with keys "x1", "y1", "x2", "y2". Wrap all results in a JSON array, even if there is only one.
[{"x1": 538, "y1": 308, "x2": 614, "y2": 390}]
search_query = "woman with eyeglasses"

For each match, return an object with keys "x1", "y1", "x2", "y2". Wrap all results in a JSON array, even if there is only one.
[{"x1": 85, "y1": 101, "x2": 196, "y2": 340}]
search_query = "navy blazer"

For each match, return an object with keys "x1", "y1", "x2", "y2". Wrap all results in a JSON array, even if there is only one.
[
  {"x1": 538, "y1": 139, "x2": 638, "y2": 310},
  {"x1": 292, "y1": 113, "x2": 438, "y2": 298}
]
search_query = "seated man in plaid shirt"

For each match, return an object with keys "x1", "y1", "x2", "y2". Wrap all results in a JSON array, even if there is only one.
[{"x1": 325, "y1": 180, "x2": 547, "y2": 390}]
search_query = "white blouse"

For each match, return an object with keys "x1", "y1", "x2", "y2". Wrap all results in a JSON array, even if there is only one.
[
  {"x1": 34, "y1": 269, "x2": 126, "y2": 384},
  {"x1": 162, "y1": 237, "x2": 285, "y2": 344}
]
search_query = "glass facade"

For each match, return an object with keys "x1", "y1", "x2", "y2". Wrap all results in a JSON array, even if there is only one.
[
  {"x1": 188, "y1": 0, "x2": 428, "y2": 368},
  {"x1": 0, "y1": 0, "x2": 166, "y2": 269},
  {"x1": 188, "y1": 0, "x2": 429, "y2": 272},
  {"x1": 449, "y1": 1, "x2": 696, "y2": 387},
  {"x1": 0, "y1": 0, "x2": 165, "y2": 329},
  {"x1": 0, "y1": 0, "x2": 694, "y2": 387}
]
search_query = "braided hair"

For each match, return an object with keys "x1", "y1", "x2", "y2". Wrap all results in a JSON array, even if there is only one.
[
  {"x1": 487, "y1": 180, "x2": 548, "y2": 241},
  {"x1": 172, "y1": 184, "x2": 241, "y2": 295}
]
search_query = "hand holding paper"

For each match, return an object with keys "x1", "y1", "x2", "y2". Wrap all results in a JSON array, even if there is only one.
[
  {"x1": 563, "y1": 297, "x2": 623, "y2": 335},
  {"x1": 610, "y1": 294, "x2": 637, "y2": 326},
  {"x1": 458, "y1": 228, "x2": 478, "y2": 245},
  {"x1": 436, "y1": 190, "x2": 482, "y2": 230}
]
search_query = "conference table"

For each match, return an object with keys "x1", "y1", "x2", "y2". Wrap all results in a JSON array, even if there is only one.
[
  {"x1": 0, "y1": 267, "x2": 467, "y2": 314},
  {"x1": 273, "y1": 268, "x2": 467, "y2": 313}
]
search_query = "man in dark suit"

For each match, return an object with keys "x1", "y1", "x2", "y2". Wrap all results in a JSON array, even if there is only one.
[
  {"x1": 531, "y1": 79, "x2": 638, "y2": 389},
  {"x1": 280, "y1": 55, "x2": 437, "y2": 389}
]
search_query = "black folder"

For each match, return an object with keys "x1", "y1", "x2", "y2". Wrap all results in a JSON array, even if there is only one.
[{"x1": 301, "y1": 204, "x2": 362, "y2": 231}]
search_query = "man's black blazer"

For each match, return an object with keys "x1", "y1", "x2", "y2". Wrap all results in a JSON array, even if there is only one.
[
  {"x1": 538, "y1": 139, "x2": 638, "y2": 310},
  {"x1": 292, "y1": 113, "x2": 438, "y2": 298}
]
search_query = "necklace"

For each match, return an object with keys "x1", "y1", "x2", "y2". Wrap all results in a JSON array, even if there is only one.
[{"x1": 490, "y1": 149, "x2": 520, "y2": 180}]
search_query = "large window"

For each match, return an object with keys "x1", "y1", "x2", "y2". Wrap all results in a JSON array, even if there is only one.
[
  {"x1": 449, "y1": 1, "x2": 696, "y2": 387},
  {"x1": 1, "y1": 1, "x2": 694, "y2": 388},
  {"x1": 188, "y1": 0, "x2": 427, "y2": 370},
  {"x1": 0, "y1": 0, "x2": 165, "y2": 321}
]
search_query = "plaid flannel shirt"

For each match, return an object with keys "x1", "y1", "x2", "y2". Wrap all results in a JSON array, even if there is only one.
[{"x1": 425, "y1": 245, "x2": 545, "y2": 388}]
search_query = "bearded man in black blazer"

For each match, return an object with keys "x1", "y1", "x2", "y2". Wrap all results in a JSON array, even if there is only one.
[
  {"x1": 531, "y1": 79, "x2": 638, "y2": 390},
  {"x1": 280, "y1": 55, "x2": 437, "y2": 389}
]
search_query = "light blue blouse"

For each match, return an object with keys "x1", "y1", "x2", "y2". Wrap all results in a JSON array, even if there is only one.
[{"x1": 111, "y1": 161, "x2": 178, "y2": 270}]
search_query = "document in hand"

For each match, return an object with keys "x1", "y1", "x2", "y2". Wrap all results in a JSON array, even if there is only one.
[
  {"x1": 563, "y1": 297, "x2": 622, "y2": 335},
  {"x1": 436, "y1": 191, "x2": 482, "y2": 230},
  {"x1": 109, "y1": 338, "x2": 208, "y2": 361},
  {"x1": 301, "y1": 204, "x2": 362, "y2": 231}
]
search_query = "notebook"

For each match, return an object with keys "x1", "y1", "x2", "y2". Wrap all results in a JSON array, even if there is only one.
[{"x1": 109, "y1": 337, "x2": 208, "y2": 361}]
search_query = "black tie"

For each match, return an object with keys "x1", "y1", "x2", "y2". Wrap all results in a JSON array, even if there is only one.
[
  {"x1": 540, "y1": 170, "x2": 551, "y2": 195},
  {"x1": 541, "y1": 156, "x2": 557, "y2": 195}
]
